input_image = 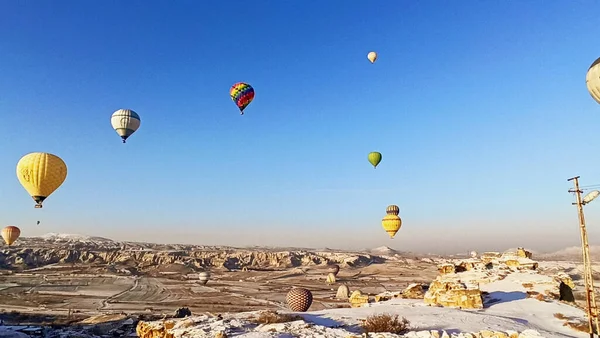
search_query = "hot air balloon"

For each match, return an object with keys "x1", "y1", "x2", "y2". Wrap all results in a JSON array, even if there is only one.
[
  {"x1": 586, "y1": 57, "x2": 600, "y2": 104},
  {"x1": 326, "y1": 272, "x2": 336, "y2": 285},
  {"x1": 381, "y1": 213, "x2": 402, "y2": 239},
  {"x1": 2, "y1": 226, "x2": 20, "y2": 246},
  {"x1": 286, "y1": 287, "x2": 313, "y2": 312},
  {"x1": 16, "y1": 152, "x2": 67, "y2": 208},
  {"x1": 328, "y1": 264, "x2": 340, "y2": 276},
  {"x1": 199, "y1": 271, "x2": 210, "y2": 285},
  {"x1": 335, "y1": 284, "x2": 350, "y2": 300},
  {"x1": 386, "y1": 205, "x2": 399, "y2": 216},
  {"x1": 111, "y1": 109, "x2": 141, "y2": 143},
  {"x1": 368, "y1": 152, "x2": 382, "y2": 169},
  {"x1": 367, "y1": 51, "x2": 378, "y2": 64},
  {"x1": 230, "y1": 82, "x2": 255, "y2": 115}
]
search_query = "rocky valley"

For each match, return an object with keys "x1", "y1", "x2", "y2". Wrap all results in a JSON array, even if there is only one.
[{"x1": 0, "y1": 234, "x2": 595, "y2": 337}]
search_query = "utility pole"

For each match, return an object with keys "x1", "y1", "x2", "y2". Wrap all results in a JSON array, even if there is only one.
[{"x1": 568, "y1": 176, "x2": 600, "y2": 338}]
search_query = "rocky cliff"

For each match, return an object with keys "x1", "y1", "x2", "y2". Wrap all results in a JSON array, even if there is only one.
[{"x1": 0, "y1": 236, "x2": 387, "y2": 275}]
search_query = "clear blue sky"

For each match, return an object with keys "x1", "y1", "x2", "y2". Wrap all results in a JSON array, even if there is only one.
[{"x1": 1, "y1": 0, "x2": 600, "y2": 253}]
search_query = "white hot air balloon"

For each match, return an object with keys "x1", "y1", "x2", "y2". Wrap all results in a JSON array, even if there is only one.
[
  {"x1": 586, "y1": 57, "x2": 600, "y2": 105},
  {"x1": 367, "y1": 51, "x2": 378, "y2": 64},
  {"x1": 199, "y1": 271, "x2": 210, "y2": 285},
  {"x1": 111, "y1": 109, "x2": 141, "y2": 143}
]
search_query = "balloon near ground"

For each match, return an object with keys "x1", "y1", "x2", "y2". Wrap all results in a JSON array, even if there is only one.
[
  {"x1": 198, "y1": 271, "x2": 210, "y2": 285},
  {"x1": 368, "y1": 152, "x2": 382, "y2": 168},
  {"x1": 286, "y1": 287, "x2": 313, "y2": 312},
  {"x1": 586, "y1": 57, "x2": 600, "y2": 105},
  {"x1": 367, "y1": 51, "x2": 378, "y2": 64},
  {"x1": 230, "y1": 82, "x2": 255, "y2": 115},
  {"x1": 2, "y1": 226, "x2": 20, "y2": 246},
  {"x1": 16, "y1": 152, "x2": 68, "y2": 208},
  {"x1": 111, "y1": 109, "x2": 141, "y2": 143},
  {"x1": 328, "y1": 264, "x2": 340, "y2": 276}
]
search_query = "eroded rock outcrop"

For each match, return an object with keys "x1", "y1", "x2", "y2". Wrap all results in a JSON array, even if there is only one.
[
  {"x1": 403, "y1": 282, "x2": 425, "y2": 299},
  {"x1": 0, "y1": 246, "x2": 382, "y2": 274},
  {"x1": 349, "y1": 290, "x2": 370, "y2": 308},
  {"x1": 424, "y1": 276, "x2": 484, "y2": 309},
  {"x1": 439, "y1": 248, "x2": 538, "y2": 275},
  {"x1": 135, "y1": 315, "x2": 547, "y2": 338}
]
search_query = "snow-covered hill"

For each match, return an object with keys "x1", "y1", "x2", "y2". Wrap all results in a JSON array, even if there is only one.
[
  {"x1": 39, "y1": 232, "x2": 115, "y2": 244},
  {"x1": 135, "y1": 270, "x2": 590, "y2": 338},
  {"x1": 536, "y1": 245, "x2": 600, "y2": 261},
  {"x1": 370, "y1": 246, "x2": 398, "y2": 255}
]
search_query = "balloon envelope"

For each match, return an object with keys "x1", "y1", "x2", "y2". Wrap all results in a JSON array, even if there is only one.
[
  {"x1": 367, "y1": 51, "x2": 377, "y2": 63},
  {"x1": 2, "y1": 226, "x2": 20, "y2": 246},
  {"x1": 286, "y1": 287, "x2": 313, "y2": 312},
  {"x1": 368, "y1": 152, "x2": 382, "y2": 168},
  {"x1": 381, "y1": 214, "x2": 402, "y2": 239},
  {"x1": 230, "y1": 82, "x2": 255, "y2": 114},
  {"x1": 199, "y1": 271, "x2": 210, "y2": 285},
  {"x1": 111, "y1": 109, "x2": 141, "y2": 143},
  {"x1": 586, "y1": 57, "x2": 600, "y2": 104},
  {"x1": 16, "y1": 152, "x2": 67, "y2": 208},
  {"x1": 386, "y1": 205, "x2": 399, "y2": 216}
]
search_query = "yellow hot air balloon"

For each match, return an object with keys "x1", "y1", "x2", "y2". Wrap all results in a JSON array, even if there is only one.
[
  {"x1": 381, "y1": 214, "x2": 402, "y2": 239},
  {"x1": 2, "y1": 226, "x2": 21, "y2": 246},
  {"x1": 367, "y1": 51, "x2": 378, "y2": 64},
  {"x1": 16, "y1": 152, "x2": 68, "y2": 208}
]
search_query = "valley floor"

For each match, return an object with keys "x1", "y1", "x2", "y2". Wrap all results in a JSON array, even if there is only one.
[{"x1": 0, "y1": 260, "x2": 438, "y2": 316}]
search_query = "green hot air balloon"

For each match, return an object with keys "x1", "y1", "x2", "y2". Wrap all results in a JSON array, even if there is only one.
[{"x1": 368, "y1": 152, "x2": 382, "y2": 169}]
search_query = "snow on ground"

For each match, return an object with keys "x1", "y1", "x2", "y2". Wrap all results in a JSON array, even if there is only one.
[
  {"x1": 536, "y1": 246, "x2": 600, "y2": 262},
  {"x1": 162, "y1": 296, "x2": 586, "y2": 338},
  {"x1": 39, "y1": 233, "x2": 114, "y2": 243},
  {"x1": 140, "y1": 270, "x2": 589, "y2": 338}
]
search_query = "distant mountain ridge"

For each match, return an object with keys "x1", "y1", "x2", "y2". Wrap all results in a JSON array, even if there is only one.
[
  {"x1": 1, "y1": 233, "x2": 396, "y2": 275},
  {"x1": 40, "y1": 232, "x2": 115, "y2": 243},
  {"x1": 22, "y1": 233, "x2": 595, "y2": 261},
  {"x1": 535, "y1": 245, "x2": 600, "y2": 261}
]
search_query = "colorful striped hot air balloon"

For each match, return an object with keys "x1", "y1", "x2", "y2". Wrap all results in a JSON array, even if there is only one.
[
  {"x1": 286, "y1": 287, "x2": 313, "y2": 312},
  {"x1": 386, "y1": 205, "x2": 399, "y2": 216},
  {"x1": 230, "y1": 82, "x2": 255, "y2": 115},
  {"x1": 16, "y1": 152, "x2": 68, "y2": 208}
]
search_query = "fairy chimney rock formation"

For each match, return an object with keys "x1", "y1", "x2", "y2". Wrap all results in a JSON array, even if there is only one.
[{"x1": 424, "y1": 276, "x2": 484, "y2": 309}]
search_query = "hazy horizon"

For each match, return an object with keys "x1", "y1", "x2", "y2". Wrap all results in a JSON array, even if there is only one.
[
  {"x1": 1, "y1": 1, "x2": 600, "y2": 253},
  {"x1": 18, "y1": 216, "x2": 599, "y2": 255}
]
